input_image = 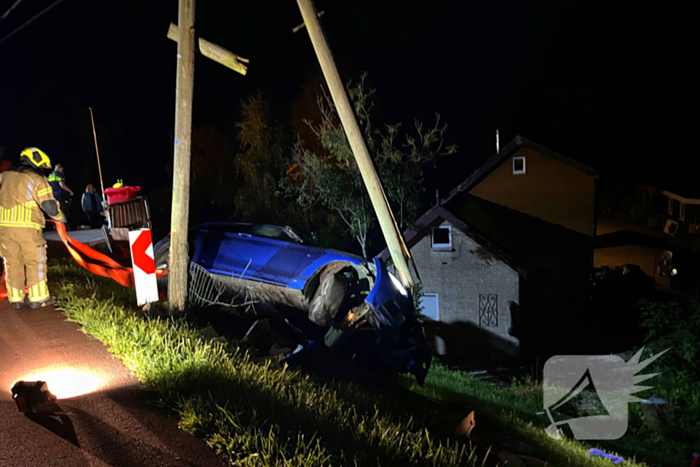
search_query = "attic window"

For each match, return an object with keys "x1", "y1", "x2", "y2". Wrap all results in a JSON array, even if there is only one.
[
  {"x1": 513, "y1": 157, "x2": 526, "y2": 174},
  {"x1": 432, "y1": 226, "x2": 452, "y2": 250}
]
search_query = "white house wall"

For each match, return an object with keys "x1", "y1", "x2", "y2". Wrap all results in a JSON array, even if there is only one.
[{"x1": 412, "y1": 220, "x2": 520, "y2": 352}]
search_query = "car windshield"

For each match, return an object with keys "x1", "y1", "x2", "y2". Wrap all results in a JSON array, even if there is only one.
[
  {"x1": 198, "y1": 223, "x2": 311, "y2": 244},
  {"x1": 249, "y1": 224, "x2": 297, "y2": 242}
]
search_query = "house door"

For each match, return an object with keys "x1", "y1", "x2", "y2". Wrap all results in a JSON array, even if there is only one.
[{"x1": 420, "y1": 294, "x2": 439, "y2": 321}]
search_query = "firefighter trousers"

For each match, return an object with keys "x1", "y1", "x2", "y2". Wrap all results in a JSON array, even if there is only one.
[{"x1": 0, "y1": 227, "x2": 50, "y2": 304}]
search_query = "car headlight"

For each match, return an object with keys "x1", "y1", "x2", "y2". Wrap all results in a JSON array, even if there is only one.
[{"x1": 389, "y1": 272, "x2": 408, "y2": 297}]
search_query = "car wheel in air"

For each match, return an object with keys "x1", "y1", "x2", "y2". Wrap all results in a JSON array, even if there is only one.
[{"x1": 308, "y1": 271, "x2": 346, "y2": 327}]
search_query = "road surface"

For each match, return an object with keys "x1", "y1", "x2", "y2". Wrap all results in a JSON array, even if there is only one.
[{"x1": 0, "y1": 300, "x2": 225, "y2": 467}]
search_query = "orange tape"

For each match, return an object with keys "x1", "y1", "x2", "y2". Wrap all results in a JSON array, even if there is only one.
[{"x1": 0, "y1": 222, "x2": 167, "y2": 299}]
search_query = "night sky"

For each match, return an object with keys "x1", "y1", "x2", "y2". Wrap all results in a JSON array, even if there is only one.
[{"x1": 0, "y1": 0, "x2": 684, "y2": 227}]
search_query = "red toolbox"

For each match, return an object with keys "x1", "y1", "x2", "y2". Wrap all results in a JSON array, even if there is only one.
[{"x1": 104, "y1": 186, "x2": 141, "y2": 205}]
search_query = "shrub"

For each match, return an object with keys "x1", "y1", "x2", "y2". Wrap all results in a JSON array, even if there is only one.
[
  {"x1": 510, "y1": 375, "x2": 543, "y2": 401},
  {"x1": 631, "y1": 299, "x2": 700, "y2": 444}
]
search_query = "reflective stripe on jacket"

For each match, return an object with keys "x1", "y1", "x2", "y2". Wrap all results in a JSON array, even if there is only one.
[
  {"x1": 0, "y1": 169, "x2": 67, "y2": 230},
  {"x1": 48, "y1": 171, "x2": 67, "y2": 200}
]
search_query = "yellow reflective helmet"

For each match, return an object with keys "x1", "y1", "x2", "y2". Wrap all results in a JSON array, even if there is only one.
[{"x1": 20, "y1": 147, "x2": 51, "y2": 169}]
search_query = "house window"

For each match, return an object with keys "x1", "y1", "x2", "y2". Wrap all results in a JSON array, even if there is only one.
[
  {"x1": 680, "y1": 202, "x2": 686, "y2": 222},
  {"x1": 420, "y1": 294, "x2": 439, "y2": 321},
  {"x1": 479, "y1": 294, "x2": 498, "y2": 327},
  {"x1": 664, "y1": 219, "x2": 679, "y2": 236},
  {"x1": 668, "y1": 198, "x2": 673, "y2": 215},
  {"x1": 432, "y1": 226, "x2": 452, "y2": 250},
  {"x1": 512, "y1": 157, "x2": 526, "y2": 174}
]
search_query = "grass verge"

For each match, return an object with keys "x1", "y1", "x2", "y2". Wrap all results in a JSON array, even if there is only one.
[
  {"x1": 399, "y1": 362, "x2": 691, "y2": 467},
  {"x1": 51, "y1": 261, "x2": 480, "y2": 467},
  {"x1": 50, "y1": 261, "x2": 656, "y2": 467}
]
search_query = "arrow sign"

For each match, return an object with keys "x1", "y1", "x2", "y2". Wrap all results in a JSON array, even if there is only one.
[
  {"x1": 131, "y1": 229, "x2": 156, "y2": 274},
  {"x1": 129, "y1": 229, "x2": 159, "y2": 306}
]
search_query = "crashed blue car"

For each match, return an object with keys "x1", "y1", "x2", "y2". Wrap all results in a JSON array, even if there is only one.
[{"x1": 154, "y1": 222, "x2": 431, "y2": 384}]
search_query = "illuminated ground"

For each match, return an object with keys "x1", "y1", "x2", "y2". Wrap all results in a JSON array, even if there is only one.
[{"x1": 0, "y1": 299, "x2": 224, "y2": 467}]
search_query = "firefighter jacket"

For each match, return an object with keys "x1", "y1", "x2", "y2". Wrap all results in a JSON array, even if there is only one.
[{"x1": 0, "y1": 167, "x2": 67, "y2": 230}]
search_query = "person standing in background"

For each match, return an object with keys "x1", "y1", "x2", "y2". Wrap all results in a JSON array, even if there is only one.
[{"x1": 81, "y1": 184, "x2": 105, "y2": 228}]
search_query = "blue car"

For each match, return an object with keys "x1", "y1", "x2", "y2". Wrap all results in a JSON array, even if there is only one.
[{"x1": 154, "y1": 222, "x2": 431, "y2": 384}]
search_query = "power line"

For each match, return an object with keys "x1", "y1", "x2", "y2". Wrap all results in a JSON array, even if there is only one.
[
  {"x1": 1, "y1": 0, "x2": 26, "y2": 21},
  {"x1": 0, "y1": 0, "x2": 67, "y2": 46}
]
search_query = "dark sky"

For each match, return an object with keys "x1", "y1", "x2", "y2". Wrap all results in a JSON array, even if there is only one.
[{"x1": 0, "y1": 0, "x2": 685, "y2": 210}]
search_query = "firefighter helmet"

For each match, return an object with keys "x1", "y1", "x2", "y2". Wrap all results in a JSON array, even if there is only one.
[{"x1": 20, "y1": 147, "x2": 51, "y2": 169}]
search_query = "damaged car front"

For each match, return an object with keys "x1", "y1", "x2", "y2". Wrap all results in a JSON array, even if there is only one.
[
  {"x1": 311, "y1": 257, "x2": 431, "y2": 385},
  {"x1": 154, "y1": 222, "x2": 431, "y2": 385}
]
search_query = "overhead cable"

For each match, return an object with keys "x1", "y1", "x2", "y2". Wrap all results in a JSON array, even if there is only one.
[
  {"x1": 1, "y1": 0, "x2": 26, "y2": 21},
  {"x1": 0, "y1": 0, "x2": 66, "y2": 46}
]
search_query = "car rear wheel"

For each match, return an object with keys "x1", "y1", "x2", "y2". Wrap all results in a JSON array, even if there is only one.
[{"x1": 308, "y1": 271, "x2": 346, "y2": 327}]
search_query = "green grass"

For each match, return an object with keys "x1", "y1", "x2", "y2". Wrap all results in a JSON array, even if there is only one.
[
  {"x1": 50, "y1": 262, "x2": 480, "y2": 467},
  {"x1": 399, "y1": 362, "x2": 692, "y2": 467},
  {"x1": 49, "y1": 260, "x2": 666, "y2": 467}
]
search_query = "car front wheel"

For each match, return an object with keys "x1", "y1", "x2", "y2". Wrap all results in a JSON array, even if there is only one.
[{"x1": 308, "y1": 271, "x2": 346, "y2": 327}]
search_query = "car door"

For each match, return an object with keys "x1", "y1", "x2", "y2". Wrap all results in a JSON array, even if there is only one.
[
  {"x1": 247, "y1": 225, "x2": 309, "y2": 285},
  {"x1": 192, "y1": 224, "x2": 271, "y2": 280},
  {"x1": 219, "y1": 230, "x2": 282, "y2": 282}
]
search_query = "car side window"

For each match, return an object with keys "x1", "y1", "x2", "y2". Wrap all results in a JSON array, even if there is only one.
[{"x1": 249, "y1": 225, "x2": 292, "y2": 242}]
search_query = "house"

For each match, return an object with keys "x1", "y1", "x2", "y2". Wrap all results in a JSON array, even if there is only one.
[
  {"x1": 446, "y1": 135, "x2": 598, "y2": 238},
  {"x1": 595, "y1": 179, "x2": 700, "y2": 294},
  {"x1": 594, "y1": 229, "x2": 672, "y2": 287},
  {"x1": 378, "y1": 136, "x2": 599, "y2": 362},
  {"x1": 652, "y1": 182, "x2": 700, "y2": 250}
]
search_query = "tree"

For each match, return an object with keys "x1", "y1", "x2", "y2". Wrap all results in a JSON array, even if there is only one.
[
  {"x1": 283, "y1": 73, "x2": 456, "y2": 257},
  {"x1": 190, "y1": 126, "x2": 236, "y2": 224},
  {"x1": 234, "y1": 92, "x2": 286, "y2": 224}
]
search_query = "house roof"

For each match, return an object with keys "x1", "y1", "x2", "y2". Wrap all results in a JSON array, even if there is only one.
[
  {"x1": 636, "y1": 173, "x2": 700, "y2": 201},
  {"x1": 443, "y1": 135, "x2": 599, "y2": 205},
  {"x1": 660, "y1": 180, "x2": 700, "y2": 201},
  {"x1": 595, "y1": 230, "x2": 670, "y2": 250},
  {"x1": 376, "y1": 204, "x2": 528, "y2": 278},
  {"x1": 445, "y1": 192, "x2": 593, "y2": 267}
]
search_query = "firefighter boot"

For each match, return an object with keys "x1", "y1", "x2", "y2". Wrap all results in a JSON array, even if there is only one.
[
  {"x1": 29, "y1": 297, "x2": 56, "y2": 309},
  {"x1": 5, "y1": 285, "x2": 26, "y2": 310}
]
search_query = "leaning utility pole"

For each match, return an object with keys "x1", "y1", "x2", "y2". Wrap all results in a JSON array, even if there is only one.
[
  {"x1": 167, "y1": 5, "x2": 248, "y2": 311},
  {"x1": 296, "y1": 0, "x2": 415, "y2": 290},
  {"x1": 169, "y1": 0, "x2": 196, "y2": 311}
]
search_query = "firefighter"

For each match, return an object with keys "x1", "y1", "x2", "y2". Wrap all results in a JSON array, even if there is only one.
[{"x1": 0, "y1": 147, "x2": 67, "y2": 309}]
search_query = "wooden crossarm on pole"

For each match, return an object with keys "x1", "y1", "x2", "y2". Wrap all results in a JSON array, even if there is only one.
[
  {"x1": 292, "y1": 10, "x2": 324, "y2": 33},
  {"x1": 167, "y1": 23, "x2": 249, "y2": 75}
]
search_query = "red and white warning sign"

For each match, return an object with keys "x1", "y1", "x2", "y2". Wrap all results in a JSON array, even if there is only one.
[{"x1": 129, "y1": 228, "x2": 159, "y2": 306}]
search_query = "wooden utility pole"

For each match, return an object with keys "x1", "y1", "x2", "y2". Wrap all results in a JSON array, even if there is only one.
[
  {"x1": 169, "y1": 0, "x2": 196, "y2": 311},
  {"x1": 167, "y1": 6, "x2": 248, "y2": 311},
  {"x1": 296, "y1": 0, "x2": 415, "y2": 290}
]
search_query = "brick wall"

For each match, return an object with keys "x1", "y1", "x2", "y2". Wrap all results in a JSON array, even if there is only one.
[{"x1": 411, "y1": 220, "x2": 520, "y2": 354}]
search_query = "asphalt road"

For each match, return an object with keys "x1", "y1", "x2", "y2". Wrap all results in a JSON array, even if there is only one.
[{"x1": 0, "y1": 300, "x2": 225, "y2": 467}]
